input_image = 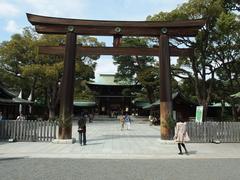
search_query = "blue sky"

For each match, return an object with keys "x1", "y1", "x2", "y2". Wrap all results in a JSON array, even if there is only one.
[{"x1": 0, "y1": 0, "x2": 187, "y2": 75}]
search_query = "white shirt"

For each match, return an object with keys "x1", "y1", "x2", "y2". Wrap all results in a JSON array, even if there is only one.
[{"x1": 16, "y1": 115, "x2": 25, "y2": 121}]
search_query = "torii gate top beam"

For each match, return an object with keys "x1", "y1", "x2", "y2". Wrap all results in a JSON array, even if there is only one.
[{"x1": 27, "y1": 13, "x2": 206, "y2": 37}]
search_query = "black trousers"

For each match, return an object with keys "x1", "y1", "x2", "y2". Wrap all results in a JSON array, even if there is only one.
[
  {"x1": 178, "y1": 143, "x2": 187, "y2": 153},
  {"x1": 79, "y1": 132, "x2": 86, "y2": 145}
]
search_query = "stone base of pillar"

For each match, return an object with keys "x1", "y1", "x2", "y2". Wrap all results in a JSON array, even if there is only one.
[{"x1": 52, "y1": 138, "x2": 76, "y2": 144}]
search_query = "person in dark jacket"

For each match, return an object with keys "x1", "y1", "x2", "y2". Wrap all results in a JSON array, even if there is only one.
[{"x1": 78, "y1": 115, "x2": 87, "y2": 146}]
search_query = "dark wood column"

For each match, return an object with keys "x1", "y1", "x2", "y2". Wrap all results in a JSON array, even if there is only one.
[
  {"x1": 113, "y1": 35, "x2": 122, "y2": 47},
  {"x1": 159, "y1": 34, "x2": 172, "y2": 140},
  {"x1": 59, "y1": 29, "x2": 76, "y2": 139}
]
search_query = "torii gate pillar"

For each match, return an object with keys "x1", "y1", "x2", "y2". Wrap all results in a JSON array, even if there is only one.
[
  {"x1": 58, "y1": 30, "x2": 76, "y2": 139},
  {"x1": 159, "y1": 34, "x2": 172, "y2": 140}
]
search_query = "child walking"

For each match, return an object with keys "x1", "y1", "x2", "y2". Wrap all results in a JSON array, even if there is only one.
[{"x1": 173, "y1": 115, "x2": 190, "y2": 155}]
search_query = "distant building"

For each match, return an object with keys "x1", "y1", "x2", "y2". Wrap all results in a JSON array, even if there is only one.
[
  {"x1": 207, "y1": 102, "x2": 232, "y2": 121},
  {"x1": 74, "y1": 75, "x2": 199, "y2": 118},
  {"x1": 0, "y1": 86, "x2": 33, "y2": 119},
  {"x1": 74, "y1": 74, "x2": 141, "y2": 116},
  {"x1": 143, "y1": 92, "x2": 197, "y2": 121}
]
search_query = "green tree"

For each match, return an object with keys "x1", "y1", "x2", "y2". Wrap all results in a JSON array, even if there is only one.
[
  {"x1": 223, "y1": 0, "x2": 240, "y2": 11},
  {"x1": 22, "y1": 34, "x2": 104, "y2": 119},
  {"x1": 0, "y1": 28, "x2": 104, "y2": 119},
  {"x1": 0, "y1": 27, "x2": 39, "y2": 96},
  {"x1": 209, "y1": 12, "x2": 240, "y2": 120},
  {"x1": 148, "y1": 0, "x2": 228, "y2": 121},
  {"x1": 113, "y1": 37, "x2": 158, "y2": 103}
]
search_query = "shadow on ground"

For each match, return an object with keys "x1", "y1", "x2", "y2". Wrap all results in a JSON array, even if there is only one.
[{"x1": 0, "y1": 157, "x2": 27, "y2": 162}]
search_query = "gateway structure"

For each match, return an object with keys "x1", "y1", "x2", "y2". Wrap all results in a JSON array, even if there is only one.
[{"x1": 27, "y1": 13, "x2": 205, "y2": 140}]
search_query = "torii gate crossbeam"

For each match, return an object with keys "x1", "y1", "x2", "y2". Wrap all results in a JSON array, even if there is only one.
[
  {"x1": 39, "y1": 46, "x2": 194, "y2": 57},
  {"x1": 27, "y1": 13, "x2": 205, "y2": 140}
]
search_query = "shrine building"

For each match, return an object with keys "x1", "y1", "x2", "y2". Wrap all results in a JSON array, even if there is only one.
[{"x1": 74, "y1": 74, "x2": 145, "y2": 116}]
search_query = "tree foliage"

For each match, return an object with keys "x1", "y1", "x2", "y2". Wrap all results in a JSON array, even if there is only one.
[
  {"x1": 113, "y1": 37, "x2": 159, "y2": 103},
  {"x1": 147, "y1": 0, "x2": 240, "y2": 120},
  {"x1": 0, "y1": 27, "x2": 104, "y2": 119}
]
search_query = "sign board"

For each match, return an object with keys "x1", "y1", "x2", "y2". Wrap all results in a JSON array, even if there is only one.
[{"x1": 195, "y1": 106, "x2": 203, "y2": 123}]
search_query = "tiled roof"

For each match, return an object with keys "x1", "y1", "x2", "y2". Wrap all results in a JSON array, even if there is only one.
[
  {"x1": 74, "y1": 101, "x2": 96, "y2": 107},
  {"x1": 142, "y1": 92, "x2": 195, "y2": 109},
  {"x1": 231, "y1": 92, "x2": 240, "y2": 98},
  {"x1": 0, "y1": 86, "x2": 16, "y2": 99},
  {"x1": 0, "y1": 86, "x2": 33, "y2": 104},
  {"x1": 0, "y1": 97, "x2": 33, "y2": 104},
  {"x1": 209, "y1": 102, "x2": 231, "y2": 107}
]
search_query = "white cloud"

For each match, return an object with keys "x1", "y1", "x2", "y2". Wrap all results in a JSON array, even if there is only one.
[
  {"x1": 0, "y1": 1, "x2": 19, "y2": 17},
  {"x1": 23, "y1": 0, "x2": 87, "y2": 18},
  {"x1": 5, "y1": 20, "x2": 22, "y2": 34},
  {"x1": 95, "y1": 56, "x2": 117, "y2": 75}
]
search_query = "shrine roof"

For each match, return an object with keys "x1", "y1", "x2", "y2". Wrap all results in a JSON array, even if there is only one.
[
  {"x1": 0, "y1": 97, "x2": 33, "y2": 104},
  {"x1": 231, "y1": 91, "x2": 240, "y2": 98},
  {"x1": 208, "y1": 102, "x2": 231, "y2": 107},
  {"x1": 0, "y1": 86, "x2": 16, "y2": 99},
  {"x1": 142, "y1": 92, "x2": 196, "y2": 109},
  {"x1": 74, "y1": 101, "x2": 96, "y2": 107},
  {"x1": 0, "y1": 86, "x2": 33, "y2": 104},
  {"x1": 135, "y1": 101, "x2": 150, "y2": 108}
]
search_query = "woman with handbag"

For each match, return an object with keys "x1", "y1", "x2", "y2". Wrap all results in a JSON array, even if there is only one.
[{"x1": 173, "y1": 114, "x2": 190, "y2": 155}]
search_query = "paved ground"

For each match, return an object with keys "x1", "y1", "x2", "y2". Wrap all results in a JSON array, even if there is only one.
[
  {"x1": 0, "y1": 120, "x2": 240, "y2": 159},
  {"x1": 1, "y1": 158, "x2": 240, "y2": 180}
]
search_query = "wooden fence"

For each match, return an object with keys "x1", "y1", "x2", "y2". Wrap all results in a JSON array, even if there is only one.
[
  {"x1": 187, "y1": 122, "x2": 240, "y2": 143},
  {"x1": 0, "y1": 120, "x2": 58, "y2": 142}
]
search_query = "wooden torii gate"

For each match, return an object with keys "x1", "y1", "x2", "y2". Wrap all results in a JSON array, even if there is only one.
[{"x1": 27, "y1": 13, "x2": 205, "y2": 140}]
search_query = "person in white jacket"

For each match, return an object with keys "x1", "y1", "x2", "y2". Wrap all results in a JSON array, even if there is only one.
[{"x1": 174, "y1": 115, "x2": 190, "y2": 155}]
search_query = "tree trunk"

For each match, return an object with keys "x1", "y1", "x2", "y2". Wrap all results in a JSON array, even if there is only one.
[
  {"x1": 203, "y1": 102, "x2": 208, "y2": 122},
  {"x1": 221, "y1": 100, "x2": 225, "y2": 121},
  {"x1": 47, "y1": 84, "x2": 59, "y2": 120},
  {"x1": 146, "y1": 86, "x2": 155, "y2": 103},
  {"x1": 231, "y1": 101, "x2": 238, "y2": 121},
  {"x1": 48, "y1": 106, "x2": 56, "y2": 120}
]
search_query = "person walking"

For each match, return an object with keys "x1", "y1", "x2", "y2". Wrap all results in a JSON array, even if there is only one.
[
  {"x1": 119, "y1": 114, "x2": 125, "y2": 131},
  {"x1": 16, "y1": 113, "x2": 25, "y2": 121},
  {"x1": 89, "y1": 113, "x2": 94, "y2": 123},
  {"x1": 149, "y1": 114, "x2": 154, "y2": 126},
  {"x1": 124, "y1": 113, "x2": 131, "y2": 130},
  {"x1": 173, "y1": 115, "x2": 190, "y2": 155},
  {"x1": 78, "y1": 114, "x2": 87, "y2": 146}
]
